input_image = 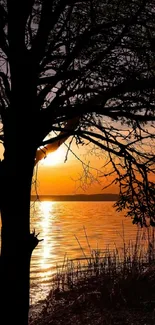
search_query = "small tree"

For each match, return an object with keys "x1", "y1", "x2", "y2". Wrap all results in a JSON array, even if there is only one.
[{"x1": 0, "y1": 0, "x2": 155, "y2": 324}]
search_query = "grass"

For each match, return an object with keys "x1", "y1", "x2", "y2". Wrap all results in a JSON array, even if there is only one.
[{"x1": 29, "y1": 225, "x2": 155, "y2": 325}]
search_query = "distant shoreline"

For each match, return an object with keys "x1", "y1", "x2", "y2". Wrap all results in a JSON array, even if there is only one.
[{"x1": 31, "y1": 194, "x2": 119, "y2": 202}]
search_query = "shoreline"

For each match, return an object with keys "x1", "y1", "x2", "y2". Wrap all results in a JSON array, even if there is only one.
[{"x1": 31, "y1": 194, "x2": 119, "y2": 202}]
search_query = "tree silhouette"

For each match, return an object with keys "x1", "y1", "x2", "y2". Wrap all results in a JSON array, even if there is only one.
[{"x1": 0, "y1": 0, "x2": 155, "y2": 324}]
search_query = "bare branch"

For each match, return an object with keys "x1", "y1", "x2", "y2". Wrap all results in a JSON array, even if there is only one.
[{"x1": 31, "y1": 1, "x2": 67, "y2": 64}]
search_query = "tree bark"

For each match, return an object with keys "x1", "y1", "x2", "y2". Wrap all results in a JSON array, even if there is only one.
[
  {"x1": 0, "y1": 151, "x2": 36, "y2": 325},
  {"x1": 0, "y1": 73, "x2": 37, "y2": 323},
  {"x1": 0, "y1": 18, "x2": 39, "y2": 322}
]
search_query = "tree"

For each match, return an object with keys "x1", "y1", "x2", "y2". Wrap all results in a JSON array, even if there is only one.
[{"x1": 0, "y1": 0, "x2": 155, "y2": 324}]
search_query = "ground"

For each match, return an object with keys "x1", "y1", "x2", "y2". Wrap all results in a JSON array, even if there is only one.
[{"x1": 29, "y1": 281, "x2": 155, "y2": 325}]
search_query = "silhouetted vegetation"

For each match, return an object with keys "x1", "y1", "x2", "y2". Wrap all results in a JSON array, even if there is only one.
[
  {"x1": 29, "y1": 228, "x2": 155, "y2": 325},
  {"x1": 0, "y1": 1, "x2": 155, "y2": 324}
]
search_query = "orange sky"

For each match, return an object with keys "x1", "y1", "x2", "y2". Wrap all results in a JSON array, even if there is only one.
[
  {"x1": 1, "y1": 139, "x2": 154, "y2": 196},
  {"x1": 1, "y1": 138, "x2": 155, "y2": 196},
  {"x1": 32, "y1": 142, "x2": 118, "y2": 195},
  {"x1": 0, "y1": 141, "x2": 116, "y2": 195}
]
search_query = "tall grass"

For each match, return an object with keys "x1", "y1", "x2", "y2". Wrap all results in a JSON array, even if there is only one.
[
  {"x1": 30, "y1": 226, "x2": 155, "y2": 325},
  {"x1": 49, "y1": 225, "x2": 155, "y2": 308}
]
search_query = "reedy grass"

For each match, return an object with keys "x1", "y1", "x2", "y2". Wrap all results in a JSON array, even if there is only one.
[
  {"x1": 29, "y1": 226, "x2": 155, "y2": 325},
  {"x1": 50, "y1": 225, "x2": 155, "y2": 308}
]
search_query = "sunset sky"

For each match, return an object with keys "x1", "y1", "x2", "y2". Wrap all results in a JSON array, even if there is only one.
[
  {"x1": 0, "y1": 140, "x2": 113, "y2": 195},
  {"x1": 0, "y1": 133, "x2": 153, "y2": 196},
  {"x1": 0, "y1": 135, "x2": 118, "y2": 196},
  {"x1": 33, "y1": 141, "x2": 118, "y2": 196}
]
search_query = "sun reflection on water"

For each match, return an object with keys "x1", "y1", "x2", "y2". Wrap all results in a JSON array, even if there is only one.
[
  {"x1": 39, "y1": 201, "x2": 55, "y2": 270},
  {"x1": 30, "y1": 201, "x2": 141, "y2": 305}
]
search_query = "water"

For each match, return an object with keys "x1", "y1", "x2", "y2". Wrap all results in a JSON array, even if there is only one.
[{"x1": 30, "y1": 200, "x2": 139, "y2": 305}]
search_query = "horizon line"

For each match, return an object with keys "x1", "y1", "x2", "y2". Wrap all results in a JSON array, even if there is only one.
[{"x1": 31, "y1": 193, "x2": 119, "y2": 201}]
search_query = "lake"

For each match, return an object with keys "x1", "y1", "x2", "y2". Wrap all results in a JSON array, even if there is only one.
[{"x1": 30, "y1": 200, "x2": 143, "y2": 305}]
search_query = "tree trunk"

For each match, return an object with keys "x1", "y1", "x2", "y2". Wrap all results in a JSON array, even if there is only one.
[
  {"x1": 0, "y1": 23, "x2": 39, "y2": 322},
  {"x1": 0, "y1": 147, "x2": 36, "y2": 325}
]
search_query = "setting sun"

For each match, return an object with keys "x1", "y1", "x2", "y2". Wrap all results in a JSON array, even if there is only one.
[{"x1": 40, "y1": 146, "x2": 66, "y2": 166}]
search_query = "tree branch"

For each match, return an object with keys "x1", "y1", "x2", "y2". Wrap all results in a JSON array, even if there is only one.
[
  {"x1": 38, "y1": 70, "x2": 80, "y2": 86},
  {"x1": 0, "y1": 4, "x2": 8, "y2": 55},
  {"x1": 7, "y1": 0, "x2": 35, "y2": 50},
  {"x1": 31, "y1": 0, "x2": 67, "y2": 64},
  {"x1": 35, "y1": 116, "x2": 80, "y2": 164}
]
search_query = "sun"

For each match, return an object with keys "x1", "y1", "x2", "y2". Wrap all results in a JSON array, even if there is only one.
[{"x1": 41, "y1": 146, "x2": 66, "y2": 166}]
